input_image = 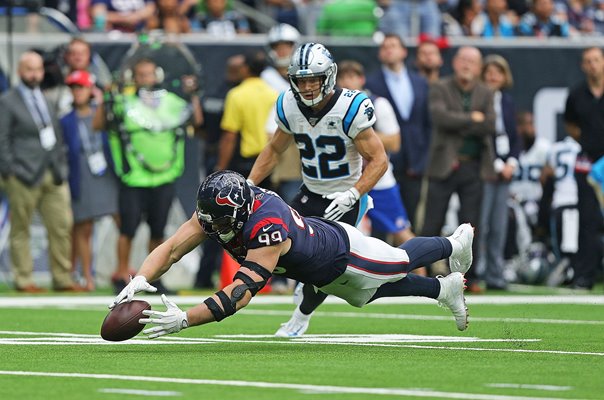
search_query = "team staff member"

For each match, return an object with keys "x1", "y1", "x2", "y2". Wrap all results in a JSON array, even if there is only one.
[{"x1": 215, "y1": 51, "x2": 278, "y2": 184}]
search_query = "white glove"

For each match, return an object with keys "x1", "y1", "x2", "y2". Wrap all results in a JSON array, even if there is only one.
[
  {"x1": 108, "y1": 275, "x2": 157, "y2": 309},
  {"x1": 139, "y1": 294, "x2": 189, "y2": 339},
  {"x1": 323, "y1": 187, "x2": 360, "y2": 221}
]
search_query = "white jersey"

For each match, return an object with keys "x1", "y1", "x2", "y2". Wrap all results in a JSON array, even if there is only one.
[
  {"x1": 372, "y1": 96, "x2": 399, "y2": 190},
  {"x1": 275, "y1": 88, "x2": 376, "y2": 195},
  {"x1": 510, "y1": 138, "x2": 551, "y2": 203},
  {"x1": 261, "y1": 66, "x2": 290, "y2": 93},
  {"x1": 548, "y1": 136, "x2": 581, "y2": 209}
]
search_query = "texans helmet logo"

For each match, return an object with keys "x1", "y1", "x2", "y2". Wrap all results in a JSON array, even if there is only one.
[{"x1": 216, "y1": 186, "x2": 245, "y2": 208}]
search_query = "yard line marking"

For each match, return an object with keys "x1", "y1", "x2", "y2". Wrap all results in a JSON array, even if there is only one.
[
  {"x1": 99, "y1": 388, "x2": 182, "y2": 397},
  {"x1": 486, "y1": 383, "x2": 573, "y2": 391},
  {"x1": 0, "y1": 295, "x2": 603, "y2": 307},
  {"x1": 0, "y1": 370, "x2": 589, "y2": 400},
  {"x1": 241, "y1": 309, "x2": 604, "y2": 326}
]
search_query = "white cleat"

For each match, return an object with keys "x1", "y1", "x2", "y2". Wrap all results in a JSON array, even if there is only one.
[
  {"x1": 448, "y1": 223, "x2": 474, "y2": 274},
  {"x1": 274, "y1": 307, "x2": 311, "y2": 337},
  {"x1": 437, "y1": 272, "x2": 469, "y2": 331},
  {"x1": 292, "y1": 282, "x2": 304, "y2": 306}
]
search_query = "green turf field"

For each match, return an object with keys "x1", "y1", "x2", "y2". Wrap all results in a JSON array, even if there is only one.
[{"x1": 0, "y1": 294, "x2": 603, "y2": 399}]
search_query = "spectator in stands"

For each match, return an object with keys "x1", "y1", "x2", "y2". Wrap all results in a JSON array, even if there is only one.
[
  {"x1": 195, "y1": 0, "x2": 251, "y2": 36},
  {"x1": 587, "y1": 0, "x2": 604, "y2": 35},
  {"x1": 420, "y1": 46, "x2": 496, "y2": 291},
  {"x1": 61, "y1": 70, "x2": 118, "y2": 291},
  {"x1": 478, "y1": 55, "x2": 520, "y2": 290},
  {"x1": 563, "y1": 46, "x2": 604, "y2": 290},
  {"x1": 0, "y1": 51, "x2": 79, "y2": 293},
  {"x1": 316, "y1": 0, "x2": 379, "y2": 37},
  {"x1": 259, "y1": 0, "x2": 299, "y2": 28},
  {"x1": 442, "y1": 0, "x2": 482, "y2": 36},
  {"x1": 295, "y1": 0, "x2": 326, "y2": 36},
  {"x1": 147, "y1": 0, "x2": 192, "y2": 33},
  {"x1": 366, "y1": 34, "x2": 432, "y2": 228},
  {"x1": 379, "y1": 0, "x2": 442, "y2": 38},
  {"x1": 517, "y1": 0, "x2": 570, "y2": 37},
  {"x1": 215, "y1": 51, "x2": 277, "y2": 182},
  {"x1": 415, "y1": 39, "x2": 443, "y2": 83},
  {"x1": 471, "y1": 0, "x2": 517, "y2": 37},
  {"x1": 91, "y1": 0, "x2": 156, "y2": 32}
]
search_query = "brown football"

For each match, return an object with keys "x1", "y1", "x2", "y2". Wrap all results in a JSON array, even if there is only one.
[{"x1": 101, "y1": 300, "x2": 151, "y2": 342}]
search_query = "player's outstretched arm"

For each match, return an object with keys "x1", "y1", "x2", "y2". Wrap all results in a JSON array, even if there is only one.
[
  {"x1": 248, "y1": 128, "x2": 293, "y2": 185},
  {"x1": 161, "y1": 242, "x2": 286, "y2": 334},
  {"x1": 109, "y1": 214, "x2": 206, "y2": 309}
]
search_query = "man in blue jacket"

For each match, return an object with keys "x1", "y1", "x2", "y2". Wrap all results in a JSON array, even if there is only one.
[{"x1": 365, "y1": 34, "x2": 432, "y2": 227}]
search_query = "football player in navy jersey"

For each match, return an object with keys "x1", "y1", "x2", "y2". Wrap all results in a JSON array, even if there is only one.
[
  {"x1": 110, "y1": 171, "x2": 474, "y2": 339},
  {"x1": 248, "y1": 42, "x2": 389, "y2": 336}
]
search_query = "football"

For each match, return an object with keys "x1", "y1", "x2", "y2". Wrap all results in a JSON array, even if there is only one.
[{"x1": 100, "y1": 300, "x2": 151, "y2": 342}]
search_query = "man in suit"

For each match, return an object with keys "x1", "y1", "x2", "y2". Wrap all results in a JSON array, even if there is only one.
[
  {"x1": 0, "y1": 51, "x2": 77, "y2": 293},
  {"x1": 419, "y1": 46, "x2": 496, "y2": 291},
  {"x1": 365, "y1": 34, "x2": 432, "y2": 227}
]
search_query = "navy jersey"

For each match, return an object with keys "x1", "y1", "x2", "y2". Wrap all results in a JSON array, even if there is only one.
[{"x1": 217, "y1": 187, "x2": 349, "y2": 287}]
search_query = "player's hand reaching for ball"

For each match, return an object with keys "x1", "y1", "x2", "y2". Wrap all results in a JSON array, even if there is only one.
[
  {"x1": 323, "y1": 188, "x2": 360, "y2": 221},
  {"x1": 139, "y1": 294, "x2": 189, "y2": 339},
  {"x1": 109, "y1": 276, "x2": 157, "y2": 309}
]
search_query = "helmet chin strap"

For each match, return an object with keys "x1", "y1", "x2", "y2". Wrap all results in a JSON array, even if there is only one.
[{"x1": 298, "y1": 87, "x2": 325, "y2": 107}]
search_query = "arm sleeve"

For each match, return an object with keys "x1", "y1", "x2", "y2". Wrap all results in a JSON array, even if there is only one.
[
  {"x1": 274, "y1": 92, "x2": 293, "y2": 134},
  {"x1": 346, "y1": 93, "x2": 376, "y2": 139}
]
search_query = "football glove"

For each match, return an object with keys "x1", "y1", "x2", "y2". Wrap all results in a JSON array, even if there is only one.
[
  {"x1": 323, "y1": 188, "x2": 360, "y2": 221},
  {"x1": 109, "y1": 275, "x2": 157, "y2": 309},
  {"x1": 140, "y1": 294, "x2": 189, "y2": 339}
]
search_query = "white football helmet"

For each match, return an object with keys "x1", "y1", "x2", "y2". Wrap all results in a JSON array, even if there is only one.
[
  {"x1": 267, "y1": 23, "x2": 300, "y2": 68},
  {"x1": 288, "y1": 42, "x2": 337, "y2": 107}
]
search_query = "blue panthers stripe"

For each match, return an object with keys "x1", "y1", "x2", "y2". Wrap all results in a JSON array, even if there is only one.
[
  {"x1": 276, "y1": 92, "x2": 290, "y2": 131},
  {"x1": 354, "y1": 193, "x2": 370, "y2": 227},
  {"x1": 342, "y1": 92, "x2": 368, "y2": 136}
]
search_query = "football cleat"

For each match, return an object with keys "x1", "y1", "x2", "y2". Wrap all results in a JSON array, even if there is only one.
[
  {"x1": 436, "y1": 272, "x2": 469, "y2": 331},
  {"x1": 448, "y1": 223, "x2": 474, "y2": 274},
  {"x1": 274, "y1": 307, "x2": 311, "y2": 337}
]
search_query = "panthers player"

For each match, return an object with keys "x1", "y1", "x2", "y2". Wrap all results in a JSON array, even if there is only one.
[
  {"x1": 110, "y1": 171, "x2": 474, "y2": 338},
  {"x1": 248, "y1": 42, "x2": 389, "y2": 337}
]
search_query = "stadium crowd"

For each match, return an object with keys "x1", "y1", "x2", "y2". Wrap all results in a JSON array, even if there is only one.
[
  {"x1": 0, "y1": 17, "x2": 603, "y2": 296},
  {"x1": 4, "y1": 0, "x2": 604, "y2": 37}
]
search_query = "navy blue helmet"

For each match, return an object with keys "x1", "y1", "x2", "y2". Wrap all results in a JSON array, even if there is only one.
[{"x1": 196, "y1": 170, "x2": 255, "y2": 242}]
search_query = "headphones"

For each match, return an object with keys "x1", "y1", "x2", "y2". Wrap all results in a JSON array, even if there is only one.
[{"x1": 122, "y1": 60, "x2": 165, "y2": 86}]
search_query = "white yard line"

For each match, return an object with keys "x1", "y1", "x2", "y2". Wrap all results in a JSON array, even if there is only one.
[
  {"x1": 0, "y1": 330, "x2": 601, "y2": 357},
  {"x1": 241, "y1": 309, "x2": 604, "y2": 326},
  {"x1": 98, "y1": 388, "x2": 182, "y2": 397},
  {"x1": 0, "y1": 370, "x2": 589, "y2": 400},
  {"x1": 0, "y1": 295, "x2": 603, "y2": 308},
  {"x1": 486, "y1": 383, "x2": 573, "y2": 391}
]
